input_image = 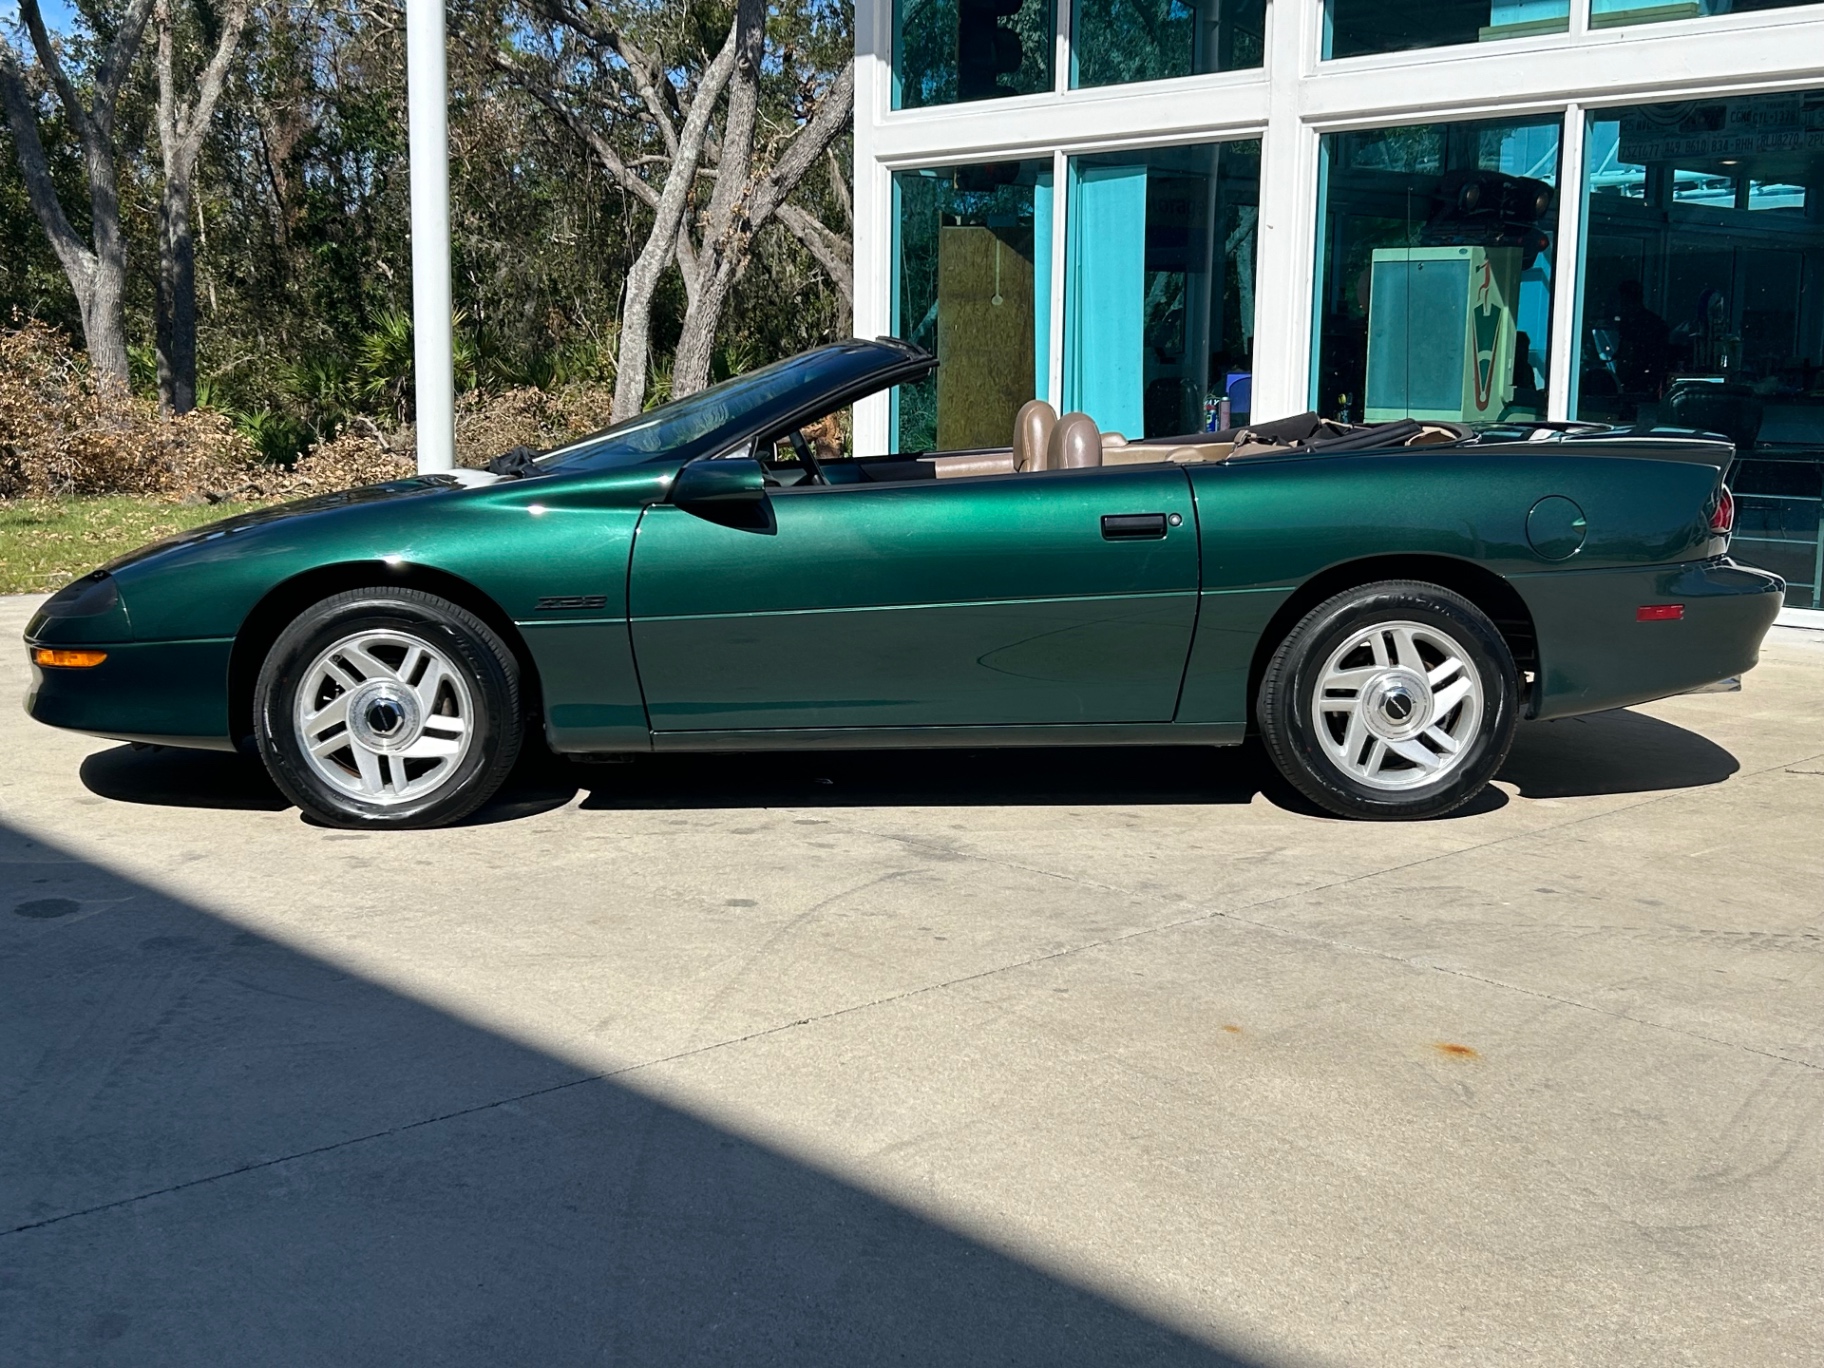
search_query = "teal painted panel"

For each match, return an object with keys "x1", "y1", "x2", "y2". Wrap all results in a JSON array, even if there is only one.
[
  {"x1": 630, "y1": 467, "x2": 1200, "y2": 730},
  {"x1": 1065, "y1": 163, "x2": 1147, "y2": 437}
]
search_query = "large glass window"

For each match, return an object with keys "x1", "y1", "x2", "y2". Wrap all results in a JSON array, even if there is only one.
[
  {"x1": 893, "y1": 160, "x2": 1053, "y2": 452},
  {"x1": 1575, "y1": 93, "x2": 1824, "y2": 608},
  {"x1": 1314, "y1": 117, "x2": 1561, "y2": 427},
  {"x1": 894, "y1": 0, "x2": 1053, "y2": 109},
  {"x1": 1324, "y1": 0, "x2": 1568, "y2": 59},
  {"x1": 1591, "y1": 0, "x2": 1822, "y2": 30},
  {"x1": 1071, "y1": 0, "x2": 1264, "y2": 88},
  {"x1": 1062, "y1": 141, "x2": 1260, "y2": 438}
]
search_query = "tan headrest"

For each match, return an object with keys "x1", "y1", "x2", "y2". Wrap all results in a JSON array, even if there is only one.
[
  {"x1": 1047, "y1": 412, "x2": 1101, "y2": 469},
  {"x1": 1013, "y1": 399, "x2": 1058, "y2": 472}
]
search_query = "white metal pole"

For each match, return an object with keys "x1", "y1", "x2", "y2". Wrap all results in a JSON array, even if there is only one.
[
  {"x1": 406, "y1": 0, "x2": 455, "y2": 473},
  {"x1": 1546, "y1": 103, "x2": 1587, "y2": 423}
]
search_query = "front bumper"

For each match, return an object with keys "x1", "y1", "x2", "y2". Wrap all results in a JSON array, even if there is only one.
[
  {"x1": 1517, "y1": 557, "x2": 1784, "y2": 721},
  {"x1": 24, "y1": 637, "x2": 236, "y2": 751}
]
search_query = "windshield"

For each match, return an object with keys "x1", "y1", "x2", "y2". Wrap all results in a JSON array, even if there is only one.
[{"x1": 536, "y1": 343, "x2": 921, "y2": 473}]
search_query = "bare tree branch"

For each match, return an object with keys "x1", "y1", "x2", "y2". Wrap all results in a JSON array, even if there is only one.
[
  {"x1": 0, "y1": 45, "x2": 93, "y2": 280},
  {"x1": 488, "y1": 49, "x2": 660, "y2": 211},
  {"x1": 17, "y1": 0, "x2": 89, "y2": 137},
  {"x1": 776, "y1": 202, "x2": 851, "y2": 307}
]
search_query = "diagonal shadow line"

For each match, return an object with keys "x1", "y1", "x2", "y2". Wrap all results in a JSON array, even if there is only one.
[{"x1": 0, "y1": 819, "x2": 1274, "y2": 1368}]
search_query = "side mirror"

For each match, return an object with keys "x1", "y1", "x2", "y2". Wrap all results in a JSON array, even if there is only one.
[{"x1": 672, "y1": 456, "x2": 766, "y2": 508}]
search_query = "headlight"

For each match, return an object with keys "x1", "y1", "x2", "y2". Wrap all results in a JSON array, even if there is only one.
[{"x1": 38, "y1": 571, "x2": 120, "y2": 619}]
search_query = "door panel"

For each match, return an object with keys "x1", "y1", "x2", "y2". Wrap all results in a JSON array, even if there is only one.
[{"x1": 629, "y1": 466, "x2": 1199, "y2": 731}]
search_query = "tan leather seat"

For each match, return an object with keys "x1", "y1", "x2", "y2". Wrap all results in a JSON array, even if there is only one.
[
  {"x1": 1013, "y1": 399, "x2": 1057, "y2": 472},
  {"x1": 924, "y1": 450, "x2": 1016, "y2": 479},
  {"x1": 1047, "y1": 411, "x2": 1102, "y2": 469}
]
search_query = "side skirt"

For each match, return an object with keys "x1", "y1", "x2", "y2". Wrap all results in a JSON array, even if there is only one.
[{"x1": 645, "y1": 721, "x2": 1246, "y2": 753}]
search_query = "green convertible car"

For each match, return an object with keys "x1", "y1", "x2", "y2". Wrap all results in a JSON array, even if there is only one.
[{"x1": 25, "y1": 338, "x2": 1783, "y2": 828}]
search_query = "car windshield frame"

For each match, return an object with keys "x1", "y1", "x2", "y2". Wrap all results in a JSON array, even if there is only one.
[{"x1": 534, "y1": 341, "x2": 931, "y2": 475}]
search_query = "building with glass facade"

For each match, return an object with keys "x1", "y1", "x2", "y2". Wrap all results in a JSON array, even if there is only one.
[{"x1": 850, "y1": 0, "x2": 1824, "y2": 617}]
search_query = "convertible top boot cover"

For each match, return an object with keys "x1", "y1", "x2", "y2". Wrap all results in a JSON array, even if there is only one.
[
  {"x1": 1014, "y1": 399, "x2": 1058, "y2": 471},
  {"x1": 1048, "y1": 412, "x2": 1103, "y2": 469}
]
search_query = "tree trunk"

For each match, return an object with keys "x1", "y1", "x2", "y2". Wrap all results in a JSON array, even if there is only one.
[
  {"x1": 156, "y1": 172, "x2": 198, "y2": 411},
  {"x1": 0, "y1": 0, "x2": 155, "y2": 389},
  {"x1": 603, "y1": 18, "x2": 742, "y2": 422},
  {"x1": 669, "y1": 57, "x2": 854, "y2": 399},
  {"x1": 153, "y1": 0, "x2": 249, "y2": 414},
  {"x1": 670, "y1": 265, "x2": 740, "y2": 398},
  {"x1": 80, "y1": 140, "x2": 132, "y2": 389}
]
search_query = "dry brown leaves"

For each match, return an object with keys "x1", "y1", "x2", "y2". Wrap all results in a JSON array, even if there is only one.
[
  {"x1": 0, "y1": 320, "x2": 256, "y2": 499},
  {"x1": 0, "y1": 322, "x2": 620, "y2": 504}
]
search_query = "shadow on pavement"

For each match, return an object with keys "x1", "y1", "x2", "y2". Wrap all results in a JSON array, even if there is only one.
[
  {"x1": 77, "y1": 704, "x2": 1739, "y2": 827},
  {"x1": 1499, "y1": 709, "x2": 1739, "y2": 799},
  {"x1": 0, "y1": 818, "x2": 1266, "y2": 1366},
  {"x1": 79, "y1": 745, "x2": 290, "y2": 812}
]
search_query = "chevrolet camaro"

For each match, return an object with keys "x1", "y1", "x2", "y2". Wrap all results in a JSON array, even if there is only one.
[{"x1": 24, "y1": 338, "x2": 1783, "y2": 827}]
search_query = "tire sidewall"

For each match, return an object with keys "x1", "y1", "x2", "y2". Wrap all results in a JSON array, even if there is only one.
[
  {"x1": 255, "y1": 591, "x2": 519, "y2": 828},
  {"x1": 1263, "y1": 584, "x2": 1519, "y2": 819}
]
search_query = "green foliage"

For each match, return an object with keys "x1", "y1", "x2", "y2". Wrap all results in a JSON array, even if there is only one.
[
  {"x1": 231, "y1": 407, "x2": 313, "y2": 466},
  {"x1": 0, "y1": 0, "x2": 853, "y2": 449}
]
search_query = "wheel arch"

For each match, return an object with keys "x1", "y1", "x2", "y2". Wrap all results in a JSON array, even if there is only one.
[
  {"x1": 227, "y1": 562, "x2": 541, "y2": 751},
  {"x1": 1244, "y1": 554, "x2": 1540, "y2": 730}
]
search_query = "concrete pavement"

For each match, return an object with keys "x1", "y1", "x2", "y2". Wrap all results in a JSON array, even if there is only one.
[{"x1": 2, "y1": 592, "x2": 1820, "y2": 1365}]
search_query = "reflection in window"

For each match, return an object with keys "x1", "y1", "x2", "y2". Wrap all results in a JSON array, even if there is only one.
[
  {"x1": 893, "y1": 161, "x2": 1053, "y2": 452},
  {"x1": 1575, "y1": 92, "x2": 1824, "y2": 607},
  {"x1": 1062, "y1": 142, "x2": 1260, "y2": 438},
  {"x1": 1072, "y1": 0, "x2": 1264, "y2": 88},
  {"x1": 1314, "y1": 118, "x2": 1560, "y2": 427},
  {"x1": 894, "y1": 0, "x2": 1053, "y2": 109},
  {"x1": 1591, "y1": 0, "x2": 1822, "y2": 30},
  {"x1": 1324, "y1": 0, "x2": 1567, "y2": 60}
]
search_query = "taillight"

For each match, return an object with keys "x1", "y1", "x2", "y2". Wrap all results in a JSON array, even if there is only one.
[{"x1": 1709, "y1": 485, "x2": 1735, "y2": 536}]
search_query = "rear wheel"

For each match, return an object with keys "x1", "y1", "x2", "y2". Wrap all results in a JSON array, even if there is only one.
[
  {"x1": 1257, "y1": 581, "x2": 1519, "y2": 820},
  {"x1": 253, "y1": 589, "x2": 523, "y2": 828}
]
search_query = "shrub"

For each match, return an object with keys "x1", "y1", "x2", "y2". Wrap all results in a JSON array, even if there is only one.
[{"x1": 0, "y1": 319, "x2": 257, "y2": 499}]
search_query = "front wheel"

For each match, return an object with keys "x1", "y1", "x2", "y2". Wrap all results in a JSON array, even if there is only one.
[
  {"x1": 1257, "y1": 581, "x2": 1519, "y2": 820},
  {"x1": 253, "y1": 589, "x2": 523, "y2": 829}
]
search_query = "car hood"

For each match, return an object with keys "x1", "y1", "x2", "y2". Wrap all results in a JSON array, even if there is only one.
[{"x1": 100, "y1": 475, "x2": 477, "y2": 575}]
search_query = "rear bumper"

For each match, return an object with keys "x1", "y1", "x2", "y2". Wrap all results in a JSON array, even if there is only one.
[
  {"x1": 23, "y1": 638, "x2": 235, "y2": 750},
  {"x1": 1516, "y1": 557, "x2": 1784, "y2": 721}
]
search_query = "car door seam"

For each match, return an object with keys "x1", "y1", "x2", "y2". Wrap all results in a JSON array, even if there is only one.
[
  {"x1": 1169, "y1": 464, "x2": 1202, "y2": 724},
  {"x1": 625, "y1": 504, "x2": 657, "y2": 744}
]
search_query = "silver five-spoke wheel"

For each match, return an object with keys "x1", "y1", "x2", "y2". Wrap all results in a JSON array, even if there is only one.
[
  {"x1": 1313, "y1": 619, "x2": 1484, "y2": 791},
  {"x1": 295, "y1": 629, "x2": 475, "y2": 803},
  {"x1": 1256, "y1": 580, "x2": 1518, "y2": 820},
  {"x1": 257, "y1": 589, "x2": 522, "y2": 828}
]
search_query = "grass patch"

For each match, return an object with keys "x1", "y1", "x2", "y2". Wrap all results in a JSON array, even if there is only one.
[{"x1": 0, "y1": 497, "x2": 272, "y2": 596}]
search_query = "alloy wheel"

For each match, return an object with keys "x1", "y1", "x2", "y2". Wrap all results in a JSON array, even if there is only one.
[
  {"x1": 1311, "y1": 618, "x2": 1484, "y2": 791},
  {"x1": 293, "y1": 628, "x2": 474, "y2": 804}
]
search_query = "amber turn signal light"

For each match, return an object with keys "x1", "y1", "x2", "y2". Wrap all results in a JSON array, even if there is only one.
[{"x1": 31, "y1": 647, "x2": 108, "y2": 668}]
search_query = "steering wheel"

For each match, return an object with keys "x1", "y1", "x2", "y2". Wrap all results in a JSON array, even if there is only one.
[{"x1": 787, "y1": 428, "x2": 826, "y2": 485}]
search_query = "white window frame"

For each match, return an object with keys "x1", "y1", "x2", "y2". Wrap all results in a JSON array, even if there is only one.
[{"x1": 853, "y1": 0, "x2": 1824, "y2": 453}]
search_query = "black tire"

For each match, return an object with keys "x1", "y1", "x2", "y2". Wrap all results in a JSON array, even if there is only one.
[
  {"x1": 1257, "y1": 580, "x2": 1519, "y2": 820},
  {"x1": 253, "y1": 588, "x2": 523, "y2": 829}
]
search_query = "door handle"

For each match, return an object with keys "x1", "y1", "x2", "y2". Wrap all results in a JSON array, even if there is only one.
[{"x1": 1101, "y1": 513, "x2": 1169, "y2": 541}]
